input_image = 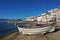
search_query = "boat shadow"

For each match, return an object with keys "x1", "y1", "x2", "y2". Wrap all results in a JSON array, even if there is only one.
[
  {"x1": 44, "y1": 27, "x2": 60, "y2": 35},
  {"x1": 54, "y1": 27, "x2": 60, "y2": 32}
]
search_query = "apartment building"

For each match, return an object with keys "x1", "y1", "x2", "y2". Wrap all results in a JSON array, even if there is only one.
[{"x1": 56, "y1": 9, "x2": 60, "y2": 26}]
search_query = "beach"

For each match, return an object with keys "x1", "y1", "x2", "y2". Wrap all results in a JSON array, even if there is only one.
[{"x1": 0, "y1": 27, "x2": 60, "y2": 40}]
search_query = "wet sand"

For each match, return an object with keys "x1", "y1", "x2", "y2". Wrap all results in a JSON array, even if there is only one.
[{"x1": 0, "y1": 27, "x2": 60, "y2": 40}]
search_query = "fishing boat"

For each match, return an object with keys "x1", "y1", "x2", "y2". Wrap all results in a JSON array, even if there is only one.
[
  {"x1": 17, "y1": 21, "x2": 55, "y2": 35},
  {"x1": 16, "y1": 8, "x2": 60, "y2": 35}
]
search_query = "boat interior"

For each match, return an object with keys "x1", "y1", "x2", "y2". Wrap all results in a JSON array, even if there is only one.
[{"x1": 17, "y1": 21, "x2": 55, "y2": 28}]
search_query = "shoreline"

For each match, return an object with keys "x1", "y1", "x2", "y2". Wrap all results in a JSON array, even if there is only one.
[
  {"x1": 0, "y1": 27, "x2": 60, "y2": 40},
  {"x1": 0, "y1": 30, "x2": 18, "y2": 39}
]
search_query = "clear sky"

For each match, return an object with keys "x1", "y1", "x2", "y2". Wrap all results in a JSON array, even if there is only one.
[{"x1": 0, "y1": 0, "x2": 60, "y2": 19}]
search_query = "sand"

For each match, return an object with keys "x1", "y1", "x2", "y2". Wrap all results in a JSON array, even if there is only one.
[{"x1": 0, "y1": 27, "x2": 60, "y2": 40}]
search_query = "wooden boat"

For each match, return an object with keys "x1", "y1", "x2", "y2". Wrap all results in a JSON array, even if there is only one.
[
  {"x1": 17, "y1": 12, "x2": 56, "y2": 35},
  {"x1": 17, "y1": 22, "x2": 55, "y2": 35}
]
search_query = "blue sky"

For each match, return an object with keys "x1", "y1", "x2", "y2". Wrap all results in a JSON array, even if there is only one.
[{"x1": 0, "y1": 0, "x2": 60, "y2": 19}]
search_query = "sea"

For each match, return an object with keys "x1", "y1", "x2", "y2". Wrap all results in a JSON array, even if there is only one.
[{"x1": 0, "y1": 22, "x2": 18, "y2": 37}]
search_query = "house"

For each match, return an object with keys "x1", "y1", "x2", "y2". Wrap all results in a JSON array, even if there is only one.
[
  {"x1": 23, "y1": 8, "x2": 60, "y2": 27},
  {"x1": 56, "y1": 9, "x2": 60, "y2": 26},
  {"x1": 24, "y1": 16, "x2": 34, "y2": 21}
]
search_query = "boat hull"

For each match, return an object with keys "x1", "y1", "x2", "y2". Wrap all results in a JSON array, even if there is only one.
[
  {"x1": 17, "y1": 26, "x2": 55, "y2": 34},
  {"x1": 48, "y1": 26, "x2": 55, "y2": 32}
]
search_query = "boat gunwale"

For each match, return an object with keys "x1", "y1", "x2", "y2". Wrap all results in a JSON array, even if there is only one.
[{"x1": 17, "y1": 26, "x2": 49, "y2": 29}]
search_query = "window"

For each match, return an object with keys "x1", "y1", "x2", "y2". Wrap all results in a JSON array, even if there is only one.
[{"x1": 57, "y1": 18, "x2": 60, "y2": 22}]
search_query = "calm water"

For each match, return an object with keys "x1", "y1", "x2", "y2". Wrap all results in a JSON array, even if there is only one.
[{"x1": 0, "y1": 22, "x2": 18, "y2": 37}]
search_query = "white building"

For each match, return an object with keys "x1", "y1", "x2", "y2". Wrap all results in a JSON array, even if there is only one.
[
  {"x1": 24, "y1": 16, "x2": 34, "y2": 21},
  {"x1": 37, "y1": 16, "x2": 42, "y2": 22},
  {"x1": 24, "y1": 8, "x2": 60, "y2": 25}
]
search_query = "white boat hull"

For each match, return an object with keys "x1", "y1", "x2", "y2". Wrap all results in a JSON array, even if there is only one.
[
  {"x1": 48, "y1": 26, "x2": 55, "y2": 32},
  {"x1": 17, "y1": 26, "x2": 55, "y2": 34}
]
